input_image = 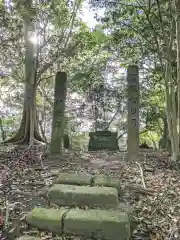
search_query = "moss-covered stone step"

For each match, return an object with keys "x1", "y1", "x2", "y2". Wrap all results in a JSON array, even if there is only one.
[
  {"x1": 54, "y1": 173, "x2": 121, "y2": 192},
  {"x1": 48, "y1": 184, "x2": 119, "y2": 209},
  {"x1": 26, "y1": 207, "x2": 130, "y2": 240},
  {"x1": 64, "y1": 208, "x2": 130, "y2": 240},
  {"x1": 16, "y1": 237, "x2": 41, "y2": 240},
  {"x1": 94, "y1": 174, "x2": 121, "y2": 191},
  {"x1": 26, "y1": 208, "x2": 65, "y2": 233},
  {"x1": 53, "y1": 173, "x2": 92, "y2": 186}
]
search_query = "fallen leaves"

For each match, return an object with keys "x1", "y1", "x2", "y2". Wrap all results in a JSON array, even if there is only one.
[{"x1": 0, "y1": 146, "x2": 180, "y2": 239}]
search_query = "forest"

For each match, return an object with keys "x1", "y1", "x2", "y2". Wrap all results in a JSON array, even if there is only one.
[{"x1": 1, "y1": 0, "x2": 180, "y2": 239}]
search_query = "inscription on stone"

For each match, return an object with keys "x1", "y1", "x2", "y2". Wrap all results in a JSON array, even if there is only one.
[
  {"x1": 127, "y1": 65, "x2": 139, "y2": 156},
  {"x1": 128, "y1": 97, "x2": 137, "y2": 104},
  {"x1": 132, "y1": 119, "x2": 136, "y2": 126},
  {"x1": 55, "y1": 120, "x2": 61, "y2": 127},
  {"x1": 55, "y1": 99, "x2": 62, "y2": 104},
  {"x1": 131, "y1": 108, "x2": 136, "y2": 114}
]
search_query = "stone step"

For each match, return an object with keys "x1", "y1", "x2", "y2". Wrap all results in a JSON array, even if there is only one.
[
  {"x1": 48, "y1": 184, "x2": 119, "y2": 209},
  {"x1": 53, "y1": 172, "x2": 92, "y2": 186},
  {"x1": 94, "y1": 174, "x2": 121, "y2": 190},
  {"x1": 54, "y1": 173, "x2": 121, "y2": 192},
  {"x1": 26, "y1": 207, "x2": 130, "y2": 240}
]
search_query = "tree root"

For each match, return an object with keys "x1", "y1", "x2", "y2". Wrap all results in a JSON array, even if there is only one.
[
  {"x1": 2, "y1": 120, "x2": 45, "y2": 146},
  {"x1": 4, "y1": 137, "x2": 45, "y2": 146}
]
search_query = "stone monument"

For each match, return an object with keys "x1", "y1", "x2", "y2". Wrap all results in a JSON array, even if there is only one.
[
  {"x1": 126, "y1": 65, "x2": 139, "y2": 160},
  {"x1": 50, "y1": 72, "x2": 67, "y2": 155}
]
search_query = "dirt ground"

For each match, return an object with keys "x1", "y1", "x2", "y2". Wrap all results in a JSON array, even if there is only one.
[{"x1": 0, "y1": 145, "x2": 180, "y2": 240}]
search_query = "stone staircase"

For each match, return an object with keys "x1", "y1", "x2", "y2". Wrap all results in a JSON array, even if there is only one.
[{"x1": 17, "y1": 173, "x2": 132, "y2": 240}]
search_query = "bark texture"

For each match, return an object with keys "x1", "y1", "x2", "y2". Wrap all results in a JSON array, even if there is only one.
[{"x1": 3, "y1": 0, "x2": 45, "y2": 145}]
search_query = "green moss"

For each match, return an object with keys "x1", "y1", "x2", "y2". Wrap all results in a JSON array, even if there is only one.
[
  {"x1": 94, "y1": 174, "x2": 121, "y2": 192},
  {"x1": 54, "y1": 173, "x2": 92, "y2": 186},
  {"x1": 64, "y1": 209, "x2": 130, "y2": 240},
  {"x1": 48, "y1": 184, "x2": 119, "y2": 209},
  {"x1": 26, "y1": 207, "x2": 67, "y2": 234}
]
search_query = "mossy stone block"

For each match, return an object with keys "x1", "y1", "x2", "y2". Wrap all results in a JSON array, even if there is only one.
[
  {"x1": 26, "y1": 207, "x2": 67, "y2": 234},
  {"x1": 48, "y1": 184, "x2": 119, "y2": 209},
  {"x1": 64, "y1": 209, "x2": 130, "y2": 240},
  {"x1": 94, "y1": 174, "x2": 121, "y2": 192},
  {"x1": 54, "y1": 173, "x2": 92, "y2": 185}
]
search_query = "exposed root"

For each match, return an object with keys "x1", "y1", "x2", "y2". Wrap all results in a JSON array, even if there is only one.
[
  {"x1": 28, "y1": 138, "x2": 45, "y2": 149},
  {"x1": 3, "y1": 131, "x2": 24, "y2": 144},
  {"x1": 34, "y1": 127, "x2": 46, "y2": 142},
  {"x1": 2, "y1": 122, "x2": 45, "y2": 146},
  {"x1": 2, "y1": 103, "x2": 45, "y2": 146}
]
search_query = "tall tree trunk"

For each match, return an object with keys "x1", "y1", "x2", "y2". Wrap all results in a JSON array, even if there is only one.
[
  {"x1": 154, "y1": 0, "x2": 179, "y2": 160},
  {"x1": 0, "y1": 118, "x2": 6, "y2": 141},
  {"x1": 165, "y1": 62, "x2": 179, "y2": 160},
  {"x1": 159, "y1": 116, "x2": 170, "y2": 150},
  {"x1": 163, "y1": 15, "x2": 179, "y2": 161},
  {"x1": 38, "y1": 115, "x2": 47, "y2": 142},
  {"x1": 175, "y1": 0, "x2": 180, "y2": 158},
  {"x1": 3, "y1": 0, "x2": 45, "y2": 145}
]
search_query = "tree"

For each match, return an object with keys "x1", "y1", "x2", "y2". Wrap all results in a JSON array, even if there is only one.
[
  {"x1": 2, "y1": 0, "x2": 83, "y2": 145},
  {"x1": 91, "y1": 0, "x2": 180, "y2": 160}
]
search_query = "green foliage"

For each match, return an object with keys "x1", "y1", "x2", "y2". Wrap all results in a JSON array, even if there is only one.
[
  {"x1": 91, "y1": 30, "x2": 110, "y2": 43},
  {"x1": 140, "y1": 130, "x2": 160, "y2": 148},
  {"x1": 0, "y1": 0, "x2": 174, "y2": 146}
]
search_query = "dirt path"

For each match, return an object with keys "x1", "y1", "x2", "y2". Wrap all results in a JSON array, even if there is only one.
[{"x1": 0, "y1": 146, "x2": 179, "y2": 240}]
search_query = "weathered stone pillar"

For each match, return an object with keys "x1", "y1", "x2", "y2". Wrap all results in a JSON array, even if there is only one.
[
  {"x1": 127, "y1": 65, "x2": 139, "y2": 159},
  {"x1": 50, "y1": 72, "x2": 67, "y2": 155}
]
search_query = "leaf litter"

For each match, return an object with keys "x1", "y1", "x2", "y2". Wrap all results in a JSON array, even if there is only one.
[{"x1": 0, "y1": 145, "x2": 179, "y2": 240}]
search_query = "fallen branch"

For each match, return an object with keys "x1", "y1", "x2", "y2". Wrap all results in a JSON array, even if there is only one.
[
  {"x1": 4, "y1": 200, "x2": 10, "y2": 228},
  {"x1": 0, "y1": 163, "x2": 10, "y2": 171},
  {"x1": 125, "y1": 184, "x2": 155, "y2": 196},
  {"x1": 136, "y1": 161, "x2": 146, "y2": 189}
]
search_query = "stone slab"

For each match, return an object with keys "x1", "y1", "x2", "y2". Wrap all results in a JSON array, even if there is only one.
[
  {"x1": 64, "y1": 209, "x2": 130, "y2": 240},
  {"x1": 48, "y1": 184, "x2": 119, "y2": 209},
  {"x1": 54, "y1": 172, "x2": 92, "y2": 185},
  {"x1": 26, "y1": 207, "x2": 66, "y2": 234},
  {"x1": 26, "y1": 208, "x2": 130, "y2": 240},
  {"x1": 94, "y1": 174, "x2": 121, "y2": 192},
  {"x1": 17, "y1": 237, "x2": 42, "y2": 240}
]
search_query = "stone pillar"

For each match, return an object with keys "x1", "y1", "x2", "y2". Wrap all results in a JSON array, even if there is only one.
[
  {"x1": 50, "y1": 72, "x2": 67, "y2": 155},
  {"x1": 127, "y1": 65, "x2": 139, "y2": 159}
]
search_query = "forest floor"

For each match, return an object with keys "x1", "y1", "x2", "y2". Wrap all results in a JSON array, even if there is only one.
[{"x1": 0, "y1": 145, "x2": 180, "y2": 240}]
